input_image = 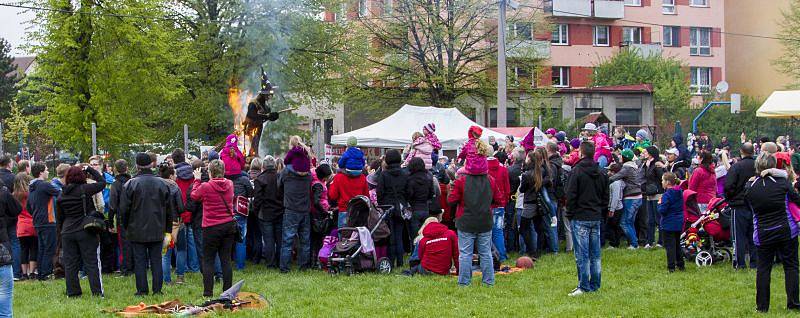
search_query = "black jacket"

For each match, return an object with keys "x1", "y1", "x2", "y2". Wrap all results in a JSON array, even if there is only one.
[
  {"x1": 228, "y1": 173, "x2": 254, "y2": 198},
  {"x1": 108, "y1": 173, "x2": 131, "y2": 228},
  {"x1": 278, "y1": 169, "x2": 312, "y2": 213},
  {"x1": 55, "y1": 167, "x2": 106, "y2": 235},
  {"x1": 119, "y1": 170, "x2": 173, "y2": 243},
  {"x1": 0, "y1": 184, "x2": 21, "y2": 266},
  {"x1": 253, "y1": 169, "x2": 283, "y2": 221},
  {"x1": 667, "y1": 160, "x2": 690, "y2": 181},
  {"x1": 724, "y1": 156, "x2": 756, "y2": 207},
  {"x1": 548, "y1": 154, "x2": 565, "y2": 199},
  {"x1": 508, "y1": 162, "x2": 523, "y2": 195},
  {"x1": 405, "y1": 170, "x2": 434, "y2": 212},
  {"x1": 377, "y1": 164, "x2": 409, "y2": 209},
  {"x1": 565, "y1": 158, "x2": 609, "y2": 221},
  {"x1": 185, "y1": 168, "x2": 209, "y2": 226},
  {"x1": 0, "y1": 169, "x2": 14, "y2": 193},
  {"x1": 519, "y1": 167, "x2": 551, "y2": 205},
  {"x1": 745, "y1": 171, "x2": 800, "y2": 246},
  {"x1": 640, "y1": 160, "x2": 664, "y2": 196}
]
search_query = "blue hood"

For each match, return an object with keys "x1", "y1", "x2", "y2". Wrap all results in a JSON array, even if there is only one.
[
  {"x1": 672, "y1": 134, "x2": 683, "y2": 146},
  {"x1": 175, "y1": 161, "x2": 194, "y2": 180}
]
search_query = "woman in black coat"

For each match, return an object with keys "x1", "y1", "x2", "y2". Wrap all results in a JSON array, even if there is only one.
[
  {"x1": 405, "y1": 157, "x2": 434, "y2": 240},
  {"x1": 377, "y1": 149, "x2": 409, "y2": 268},
  {"x1": 56, "y1": 166, "x2": 106, "y2": 297},
  {"x1": 518, "y1": 151, "x2": 551, "y2": 258},
  {"x1": 745, "y1": 153, "x2": 800, "y2": 312}
]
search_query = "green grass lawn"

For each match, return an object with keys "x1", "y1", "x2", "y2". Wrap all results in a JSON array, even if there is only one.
[{"x1": 12, "y1": 248, "x2": 796, "y2": 317}]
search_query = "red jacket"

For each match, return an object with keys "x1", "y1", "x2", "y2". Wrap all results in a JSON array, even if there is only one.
[
  {"x1": 328, "y1": 173, "x2": 369, "y2": 212},
  {"x1": 17, "y1": 198, "x2": 36, "y2": 237},
  {"x1": 175, "y1": 177, "x2": 194, "y2": 223},
  {"x1": 688, "y1": 165, "x2": 717, "y2": 204},
  {"x1": 418, "y1": 222, "x2": 459, "y2": 275},
  {"x1": 190, "y1": 178, "x2": 235, "y2": 228},
  {"x1": 488, "y1": 159, "x2": 510, "y2": 208},
  {"x1": 448, "y1": 174, "x2": 503, "y2": 220}
]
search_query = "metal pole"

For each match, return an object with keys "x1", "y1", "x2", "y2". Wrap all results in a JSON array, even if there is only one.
[
  {"x1": 538, "y1": 114, "x2": 543, "y2": 129},
  {"x1": 497, "y1": 0, "x2": 508, "y2": 128},
  {"x1": 692, "y1": 101, "x2": 730, "y2": 134},
  {"x1": 0, "y1": 121, "x2": 4, "y2": 155},
  {"x1": 91, "y1": 122, "x2": 97, "y2": 157},
  {"x1": 183, "y1": 124, "x2": 189, "y2": 155}
]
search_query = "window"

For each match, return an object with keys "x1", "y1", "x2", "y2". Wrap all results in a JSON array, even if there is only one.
[
  {"x1": 551, "y1": 24, "x2": 569, "y2": 45},
  {"x1": 691, "y1": 0, "x2": 708, "y2": 7},
  {"x1": 663, "y1": 26, "x2": 680, "y2": 47},
  {"x1": 616, "y1": 109, "x2": 642, "y2": 126},
  {"x1": 575, "y1": 108, "x2": 602, "y2": 121},
  {"x1": 662, "y1": 0, "x2": 676, "y2": 14},
  {"x1": 489, "y1": 108, "x2": 520, "y2": 127},
  {"x1": 624, "y1": 0, "x2": 641, "y2": 6},
  {"x1": 512, "y1": 66, "x2": 532, "y2": 87},
  {"x1": 690, "y1": 67, "x2": 712, "y2": 95},
  {"x1": 513, "y1": 22, "x2": 533, "y2": 40},
  {"x1": 358, "y1": 0, "x2": 367, "y2": 17},
  {"x1": 690, "y1": 27, "x2": 711, "y2": 56},
  {"x1": 552, "y1": 66, "x2": 570, "y2": 87},
  {"x1": 622, "y1": 27, "x2": 642, "y2": 44},
  {"x1": 384, "y1": 0, "x2": 393, "y2": 15},
  {"x1": 594, "y1": 25, "x2": 610, "y2": 46}
]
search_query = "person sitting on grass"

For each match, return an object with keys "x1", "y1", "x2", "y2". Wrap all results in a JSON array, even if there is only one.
[
  {"x1": 658, "y1": 172, "x2": 685, "y2": 273},
  {"x1": 338, "y1": 137, "x2": 366, "y2": 176},
  {"x1": 406, "y1": 216, "x2": 458, "y2": 276}
]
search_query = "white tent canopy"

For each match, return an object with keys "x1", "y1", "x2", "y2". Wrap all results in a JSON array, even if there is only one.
[
  {"x1": 331, "y1": 105, "x2": 523, "y2": 150},
  {"x1": 757, "y1": 90, "x2": 800, "y2": 118}
]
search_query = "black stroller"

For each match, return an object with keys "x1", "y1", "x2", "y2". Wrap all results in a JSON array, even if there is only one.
[{"x1": 327, "y1": 196, "x2": 393, "y2": 275}]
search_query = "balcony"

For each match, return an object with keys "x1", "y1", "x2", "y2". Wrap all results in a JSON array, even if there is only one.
[
  {"x1": 594, "y1": 0, "x2": 624, "y2": 19},
  {"x1": 549, "y1": 0, "x2": 592, "y2": 18},
  {"x1": 506, "y1": 40, "x2": 551, "y2": 60},
  {"x1": 621, "y1": 43, "x2": 663, "y2": 58}
]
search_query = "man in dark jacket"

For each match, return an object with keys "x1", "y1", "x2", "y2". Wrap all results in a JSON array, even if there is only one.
[
  {"x1": 665, "y1": 148, "x2": 689, "y2": 181},
  {"x1": 547, "y1": 142, "x2": 570, "y2": 251},
  {"x1": 565, "y1": 142, "x2": 609, "y2": 296},
  {"x1": 253, "y1": 156, "x2": 283, "y2": 269},
  {"x1": 724, "y1": 142, "x2": 757, "y2": 269},
  {"x1": 118, "y1": 153, "x2": 173, "y2": 295},
  {"x1": 277, "y1": 162, "x2": 312, "y2": 273},
  {"x1": 27, "y1": 163, "x2": 60, "y2": 280},
  {"x1": 376, "y1": 150, "x2": 409, "y2": 267},
  {"x1": 0, "y1": 155, "x2": 20, "y2": 280},
  {"x1": 108, "y1": 159, "x2": 133, "y2": 276}
]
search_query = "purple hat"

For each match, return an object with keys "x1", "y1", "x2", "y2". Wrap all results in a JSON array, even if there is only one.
[
  {"x1": 546, "y1": 128, "x2": 557, "y2": 136},
  {"x1": 570, "y1": 138, "x2": 581, "y2": 149},
  {"x1": 555, "y1": 131, "x2": 567, "y2": 142}
]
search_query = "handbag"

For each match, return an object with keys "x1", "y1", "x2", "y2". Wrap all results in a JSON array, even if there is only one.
[
  {"x1": 234, "y1": 195, "x2": 250, "y2": 217},
  {"x1": 217, "y1": 191, "x2": 244, "y2": 243},
  {"x1": 81, "y1": 187, "x2": 106, "y2": 235},
  {"x1": 312, "y1": 211, "x2": 334, "y2": 234}
]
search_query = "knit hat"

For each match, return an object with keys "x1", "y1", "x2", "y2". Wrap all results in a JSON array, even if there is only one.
[
  {"x1": 263, "y1": 155, "x2": 276, "y2": 169},
  {"x1": 636, "y1": 129, "x2": 650, "y2": 141},
  {"x1": 225, "y1": 134, "x2": 238, "y2": 147},
  {"x1": 645, "y1": 145, "x2": 660, "y2": 159},
  {"x1": 468, "y1": 126, "x2": 483, "y2": 139},
  {"x1": 315, "y1": 163, "x2": 333, "y2": 180},
  {"x1": 423, "y1": 123, "x2": 436, "y2": 134},
  {"x1": 347, "y1": 136, "x2": 358, "y2": 147},
  {"x1": 208, "y1": 149, "x2": 220, "y2": 161},
  {"x1": 385, "y1": 149, "x2": 402, "y2": 165},
  {"x1": 367, "y1": 172, "x2": 378, "y2": 186},
  {"x1": 506, "y1": 135, "x2": 514, "y2": 143},
  {"x1": 555, "y1": 131, "x2": 567, "y2": 142},
  {"x1": 570, "y1": 138, "x2": 581, "y2": 149},
  {"x1": 546, "y1": 128, "x2": 557, "y2": 136},
  {"x1": 135, "y1": 152, "x2": 153, "y2": 167},
  {"x1": 621, "y1": 149, "x2": 634, "y2": 160}
]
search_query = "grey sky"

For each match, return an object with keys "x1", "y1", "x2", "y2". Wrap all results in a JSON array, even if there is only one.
[{"x1": 0, "y1": 5, "x2": 35, "y2": 56}]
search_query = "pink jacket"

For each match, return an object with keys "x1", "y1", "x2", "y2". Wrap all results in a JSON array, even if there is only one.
[
  {"x1": 688, "y1": 165, "x2": 717, "y2": 204},
  {"x1": 311, "y1": 172, "x2": 330, "y2": 214},
  {"x1": 404, "y1": 137, "x2": 434, "y2": 170},
  {"x1": 425, "y1": 132, "x2": 442, "y2": 151},
  {"x1": 592, "y1": 133, "x2": 612, "y2": 162},
  {"x1": 457, "y1": 138, "x2": 488, "y2": 175},
  {"x1": 221, "y1": 135, "x2": 245, "y2": 177}
]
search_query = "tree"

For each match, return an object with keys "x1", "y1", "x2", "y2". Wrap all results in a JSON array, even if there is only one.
[
  {"x1": 776, "y1": 0, "x2": 800, "y2": 88},
  {"x1": 351, "y1": 0, "x2": 549, "y2": 108},
  {"x1": 591, "y1": 49, "x2": 691, "y2": 140},
  {"x1": 0, "y1": 38, "x2": 18, "y2": 119}
]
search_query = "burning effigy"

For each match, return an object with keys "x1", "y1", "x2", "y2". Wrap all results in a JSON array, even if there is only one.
[{"x1": 228, "y1": 67, "x2": 284, "y2": 157}]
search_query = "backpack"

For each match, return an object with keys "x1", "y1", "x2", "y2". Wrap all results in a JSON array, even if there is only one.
[{"x1": 554, "y1": 163, "x2": 569, "y2": 199}]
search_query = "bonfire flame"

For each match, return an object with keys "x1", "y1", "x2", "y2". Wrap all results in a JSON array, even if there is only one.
[{"x1": 227, "y1": 79, "x2": 253, "y2": 152}]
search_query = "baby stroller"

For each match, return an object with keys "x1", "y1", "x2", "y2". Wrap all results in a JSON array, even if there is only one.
[
  {"x1": 681, "y1": 191, "x2": 733, "y2": 267},
  {"x1": 327, "y1": 196, "x2": 393, "y2": 275}
]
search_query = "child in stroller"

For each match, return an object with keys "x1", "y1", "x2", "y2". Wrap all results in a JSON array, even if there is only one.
[
  {"x1": 327, "y1": 196, "x2": 394, "y2": 275},
  {"x1": 681, "y1": 190, "x2": 733, "y2": 266}
]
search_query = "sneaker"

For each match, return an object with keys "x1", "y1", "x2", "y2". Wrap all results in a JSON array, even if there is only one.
[
  {"x1": 606, "y1": 246, "x2": 616, "y2": 250},
  {"x1": 175, "y1": 275, "x2": 185, "y2": 284},
  {"x1": 627, "y1": 246, "x2": 638, "y2": 250},
  {"x1": 644, "y1": 244, "x2": 652, "y2": 249},
  {"x1": 655, "y1": 244, "x2": 663, "y2": 248},
  {"x1": 568, "y1": 288, "x2": 585, "y2": 297}
]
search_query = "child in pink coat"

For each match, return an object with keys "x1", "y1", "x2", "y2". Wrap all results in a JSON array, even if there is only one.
[
  {"x1": 423, "y1": 123, "x2": 442, "y2": 164},
  {"x1": 457, "y1": 126, "x2": 490, "y2": 175},
  {"x1": 221, "y1": 134, "x2": 246, "y2": 177}
]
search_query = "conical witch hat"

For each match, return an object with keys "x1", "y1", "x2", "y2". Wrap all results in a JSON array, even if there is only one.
[
  {"x1": 220, "y1": 279, "x2": 245, "y2": 300},
  {"x1": 260, "y1": 67, "x2": 276, "y2": 95}
]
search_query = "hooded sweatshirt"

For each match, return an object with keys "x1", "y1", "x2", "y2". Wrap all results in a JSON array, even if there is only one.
[
  {"x1": 221, "y1": 134, "x2": 246, "y2": 177},
  {"x1": 338, "y1": 147, "x2": 366, "y2": 171},
  {"x1": 27, "y1": 178, "x2": 59, "y2": 227},
  {"x1": 174, "y1": 161, "x2": 194, "y2": 223},
  {"x1": 449, "y1": 174, "x2": 501, "y2": 233},
  {"x1": 565, "y1": 158, "x2": 609, "y2": 221},
  {"x1": 418, "y1": 222, "x2": 459, "y2": 275},
  {"x1": 284, "y1": 146, "x2": 311, "y2": 173},
  {"x1": 487, "y1": 159, "x2": 510, "y2": 208},
  {"x1": 658, "y1": 185, "x2": 684, "y2": 232},
  {"x1": 329, "y1": 172, "x2": 369, "y2": 212},
  {"x1": 190, "y1": 178, "x2": 235, "y2": 228},
  {"x1": 688, "y1": 164, "x2": 717, "y2": 204},
  {"x1": 672, "y1": 134, "x2": 690, "y2": 164}
]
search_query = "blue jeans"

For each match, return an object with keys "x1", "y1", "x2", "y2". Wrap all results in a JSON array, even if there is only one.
[
  {"x1": 186, "y1": 228, "x2": 200, "y2": 272},
  {"x1": 35, "y1": 226, "x2": 57, "y2": 279},
  {"x1": 542, "y1": 189, "x2": 559, "y2": 253},
  {"x1": 259, "y1": 217, "x2": 283, "y2": 268},
  {"x1": 338, "y1": 211, "x2": 348, "y2": 229},
  {"x1": 492, "y1": 208, "x2": 507, "y2": 262},
  {"x1": 234, "y1": 215, "x2": 247, "y2": 270},
  {"x1": 645, "y1": 199, "x2": 661, "y2": 246},
  {"x1": 162, "y1": 226, "x2": 189, "y2": 282},
  {"x1": 9, "y1": 226, "x2": 19, "y2": 279},
  {"x1": 457, "y1": 230, "x2": 494, "y2": 286},
  {"x1": 0, "y1": 265, "x2": 11, "y2": 317},
  {"x1": 517, "y1": 209, "x2": 536, "y2": 255},
  {"x1": 621, "y1": 198, "x2": 642, "y2": 248},
  {"x1": 279, "y1": 211, "x2": 311, "y2": 272},
  {"x1": 572, "y1": 220, "x2": 602, "y2": 292}
]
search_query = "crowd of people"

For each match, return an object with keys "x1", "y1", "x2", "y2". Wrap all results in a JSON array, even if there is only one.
[{"x1": 0, "y1": 121, "x2": 798, "y2": 314}]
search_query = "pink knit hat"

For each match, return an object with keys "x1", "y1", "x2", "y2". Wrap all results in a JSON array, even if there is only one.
[{"x1": 423, "y1": 123, "x2": 436, "y2": 134}]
